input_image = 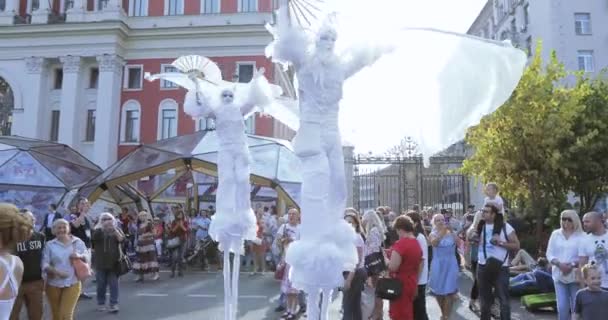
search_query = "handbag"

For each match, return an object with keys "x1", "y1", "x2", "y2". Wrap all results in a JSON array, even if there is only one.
[
  {"x1": 116, "y1": 243, "x2": 132, "y2": 276},
  {"x1": 375, "y1": 277, "x2": 402, "y2": 300},
  {"x1": 274, "y1": 262, "x2": 286, "y2": 280},
  {"x1": 364, "y1": 251, "x2": 386, "y2": 276},
  {"x1": 167, "y1": 237, "x2": 181, "y2": 249},
  {"x1": 72, "y1": 258, "x2": 92, "y2": 281}
]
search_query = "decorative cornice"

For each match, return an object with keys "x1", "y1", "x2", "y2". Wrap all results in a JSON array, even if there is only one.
[
  {"x1": 96, "y1": 54, "x2": 125, "y2": 73},
  {"x1": 24, "y1": 57, "x2": 47, "y2": 74},
  {"x1": 59, "y1": 55, "x2": 82, "y2": 73}
]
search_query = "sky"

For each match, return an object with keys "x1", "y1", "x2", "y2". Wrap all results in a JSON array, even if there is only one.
[{"x1": 399, "y1": 0, "x2": 487, "y2": 32}]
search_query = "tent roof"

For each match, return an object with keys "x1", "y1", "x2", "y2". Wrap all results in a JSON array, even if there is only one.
[{"x1": 0, "y1": 136, "x2": 102, "y2": 189}]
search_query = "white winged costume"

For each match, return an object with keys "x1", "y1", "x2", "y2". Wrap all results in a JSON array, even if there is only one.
[{"x1": 264, "y1": 0, "x2": 527, "y2": 319}]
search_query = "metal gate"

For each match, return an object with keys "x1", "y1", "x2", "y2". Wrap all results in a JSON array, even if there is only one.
[{"x1": 352, "y1": 156, "x2": 469, "y2": 216}]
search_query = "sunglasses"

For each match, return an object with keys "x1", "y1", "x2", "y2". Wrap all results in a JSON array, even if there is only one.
[{"x1": 561, "y1": 217, "x2": 573, "y2": 222}]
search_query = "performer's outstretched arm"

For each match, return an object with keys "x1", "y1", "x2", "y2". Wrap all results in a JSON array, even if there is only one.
[
  {"x1": 240, "y1": 68, "x2": 274, "y2": 117},
  {"x1": 184, "y1": 80, "x2": 216, "y2": 119},
  {"x1": 265, "y1": 0, "x2": 310, "y2": 68},
  {"x1": 342, "y1": 43, "x2": 395, "y2": 79}
]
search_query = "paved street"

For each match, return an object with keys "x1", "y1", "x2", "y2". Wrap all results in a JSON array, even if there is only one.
[{"x1": 27, "y1": 270, "x2": 552, "y2": 320}]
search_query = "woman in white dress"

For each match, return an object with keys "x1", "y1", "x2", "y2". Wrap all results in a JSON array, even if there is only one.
[{"x1": 0, "y1": 203, "x2": 33, "y2": 320}]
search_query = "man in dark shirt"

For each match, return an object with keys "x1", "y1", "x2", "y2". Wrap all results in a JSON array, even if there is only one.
[
  {"x1": 39, "y1": 203, "x2": 62, "y2": 241},
  {"x1": 10, "y1": 210, "x2": 45, "y2": 320}
]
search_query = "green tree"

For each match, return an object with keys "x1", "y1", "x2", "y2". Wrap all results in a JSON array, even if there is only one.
[
  {"x1": 461, "y1": 44, "x2": 584, "y2": 235},
  {"x1": 559, "y1": 73, "x2": 608, "y2": 213}
]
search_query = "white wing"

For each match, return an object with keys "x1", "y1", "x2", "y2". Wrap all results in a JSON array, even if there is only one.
[
  {"x1": 263, "y1": 97, "x2": 300, "y2": 131},
  {"x1": 144, "y1": 72, "x2": 197, "y2": 91},
  {"x1": 339, "y1": 28, "x2": 527, "y2": 163}
]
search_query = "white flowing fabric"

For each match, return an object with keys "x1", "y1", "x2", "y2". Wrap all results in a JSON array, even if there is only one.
[{"x1": 265, "y1": 1, "x2": 526, "y2": 319}]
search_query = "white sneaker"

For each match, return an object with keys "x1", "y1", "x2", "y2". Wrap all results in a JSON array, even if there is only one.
[
  {"x1": 96, "y1": 306, "x2": 107, "y2": 312},
  {"x1": 108, "y1": 305, "x2": 119, "y2": 313}
]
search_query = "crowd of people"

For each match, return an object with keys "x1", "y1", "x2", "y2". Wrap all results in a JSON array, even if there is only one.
[{"x1": 1, "y1": 182, "x2": 608, "y2": 320}]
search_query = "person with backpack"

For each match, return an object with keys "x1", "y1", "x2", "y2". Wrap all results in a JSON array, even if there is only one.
[{"x1": 476, "y1": 202, "x2": 520, "y2": 320}]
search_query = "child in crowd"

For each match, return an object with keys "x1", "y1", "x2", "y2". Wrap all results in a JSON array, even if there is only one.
[
  {"x1": 153, "y1": 217, "x2": 164, "y2": 257},
  {"x1": 574, "y1": 263, "x2": 608, "y2": 320},
  {"x1": 280, "y1": 239, "x2": 298, "y2": 320},
  {"x1": 484, "y1": 182, "x2": 505, "y2": 214}
]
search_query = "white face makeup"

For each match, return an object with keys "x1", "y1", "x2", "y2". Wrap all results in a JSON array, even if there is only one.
[
  {"x1": 316, "y1": 29, "x2": 337, "y2": 53},
  {"x1": 221, "y1": 89, "x2": 234, "y2": 104}
]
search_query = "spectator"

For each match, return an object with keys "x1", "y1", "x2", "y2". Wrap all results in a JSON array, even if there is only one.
[
  {"x1": 132, "y1": 211, "x2": 159, "y2": 282},
  {"x1": 466, "y1": 210, "x2": 483, "y2": 312},
  {"x1": 153, "y1": 218, "x2": 164, "y2": 257},
  {"x1": 249, "y1": 210, "x2": 267, "y2": 275},
  {"x1": 362, "y1": 210, "x2": 386, "y2": 320},
  {"x1": 574, "y1": 263, "x2": 608, "y2": 320},
  {"x1": 428, "y1": 213, "x2": 459, "y2": 320},
  {"x1": 476, "y1": 203, "x2": 520, "y2": 320},
  {"x1": 385, "y1": 216, "x2": 422, "y2": 320},
  {"x1": 484, "y1": 183, "x2": 505, "y2": 214},
  {"x1": 508, "y1": 258, "x2": 554, "y2": 296},
  {"x1": 279, "y1": 238, "x2": 298, "y2": 320},
  {"x1": 40, "y1": 204, "x2": 62, "y2": 241},
  {"x1": 11, "y1": 210, "x2": 45, "y2": 320},
  {"x1": 406, "y1": 211, "x2": 429, "y2": 320},
  {"x1": 42, "y1": 219, "x2": 90, "y2": 320},
  {"x1": 69, "y1": 198, "x2": 93, "y2": 300},
  {"x1": 509, "y1": 249, "x2": 537, "y2": 275},
  {"x1": 168, "y1": 210, "x2": 189, "y2": 278},
  {"x1": 274, "y1": 208, "x2": 305, "y2": 314},
  {"x1": 342, "y1": 211, "x2": 367, "y2": 320},
  {"x1": 546, "y1": 209, "x2": 585, "y2": 320},
  {"x1": 91, "y1": 212, "x2": 124, "y2": 313},
  {"x1": 192, "y1": 210, "x2": 212, "y2": 270},
  {"x1": 579, "y1": 211, "x2": 608, "y2": 291},
  {"x1": 3, "y1": 206, "x2": 35, "y2": 320}
]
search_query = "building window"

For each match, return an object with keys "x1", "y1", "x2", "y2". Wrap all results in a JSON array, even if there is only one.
[
  {"x1": 236, "y1": 63, "x2": 255, "y2": 134},
  {"x1": 124, "y1": 65, "x2": 143, "y2": 90},
  {"x1": 196, "y1": 117, "x2": 215, "y2": 131},
  {"x1": 238, "y1": 0, "x2": 257, "y2": 12},
  {"x1": 526, "y1": 36, "x2": 532, "y2": 57},
  {"x1": 85, "y1": 110, "x2": 95, "y2": 141},
  {"x1": 50, "y1": 110, "x2": 60, "y2": 142},
  {"x1": 121, "y1": 100, "x2": 141, "y2": 143},
  {"x1": 577, "y1": 50, "x2": 594, "y2": 72},
  {"x1": 53, "y1": 69, "x2": 63, "y2": 90},
  {"x1": 574, "y1": 13, "x2": 591, "y2": 35},
  {"x1": 158, "y1": 100, "x2": 178, "y2": 140},
  {"x1": 161, "y1": 65, "x2": 178, "y2": 89},
  {"x1": 89, "y1": 68, "x2": 99, "y2": 89},
  {"x1": 166, "y1": 0, "x2": 184, "y2": 16},
  {"x1": 202, "y1": 0, "x2": 219, "y2": 14},
  {"x1": 129, "y1": 0, "x2": 147, "y2": 16}
]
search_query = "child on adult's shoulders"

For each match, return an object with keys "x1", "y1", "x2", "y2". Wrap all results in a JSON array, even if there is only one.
[
  {"x1": 574, "y1": 263, "x2": 608, "y2": 320},
  {"x1": 483, "y1": 182, "x2": 505, "y2": 214}
]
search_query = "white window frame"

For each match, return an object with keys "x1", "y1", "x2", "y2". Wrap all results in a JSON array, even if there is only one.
[
  {"x1": 160, "y1": 64, "x2": 179, "y2": 90},
  {"x1": 158, "y1": 99, "x2": 179, "y2": 140},
  {"x1": 128, "y1": 0, "x2": 148, "y2": 17},
  {"x1": 195, "y1": 117, "x2": 215, "y2": 131},
  {"x1": 236, "y1": 62, "x2": 256, "y2": 134},
  {"x1": 237, "y1": 0, "x2": 258, "y2": 13},
  {"x1": 574, "y1": 13, "x2": 591, "y2": 35},
  {"x1": 123, "y1": 65, "x2": 144, "y2": 91},
  {"x1": 120, "y1": 100, "x2": 141, "y2": 145},
  {"x1": 201, "y1": 0, "x2": 220, "y2": 14},
  {"x1": 577, "y1": 50, "x2": 594, "y2": 73},
  {"x1": 164, "y1": 0, "x2": 184, "y2": 16}
]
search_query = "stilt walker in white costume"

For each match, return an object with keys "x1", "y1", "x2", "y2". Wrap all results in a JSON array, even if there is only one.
[
  {"x1": 265, "y1": 1, "x2": 527, "y2": 319},
  {"x1": 146, "y1": 56, "x2": 291, "y2": 320}
]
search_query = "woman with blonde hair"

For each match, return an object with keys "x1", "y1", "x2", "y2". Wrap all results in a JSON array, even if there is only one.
[
  {"x1": 132, "y1": 211, "x2": 159, "y2": 282},
  {"x1": 466, "y1": 210, "x2": 484, "y2": 312},
  {"x1": 42, "y1": 219, "x2": 90, "y2": 320},
  {"x1": 361, "y1": 210, "x2": 386, "y2": 320},
  {"x1": 546, "y1": 209, "x2": 585, "y2": 320},
  {"x1": 0, "y1": 203, "x2": 33, "y2": 319}
]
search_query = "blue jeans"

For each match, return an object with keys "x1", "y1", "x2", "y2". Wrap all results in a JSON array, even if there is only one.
[
  {"x1": 96, "y1": 269, "x2": 119, "y2": 306},
  {"x1": 554, "y1": 281, "x2": 579, "y2": 320}
]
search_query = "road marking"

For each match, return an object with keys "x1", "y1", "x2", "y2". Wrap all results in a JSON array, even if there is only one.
[
  {"x1": 136, "y1": 293, "x2": 169, "y2": 297},
  {"x1": 188, "y1": 294, "x2": 218, "y2": 298},
  {"x1": 239, "y1": 295, "x2": 268, "y2": 299}
]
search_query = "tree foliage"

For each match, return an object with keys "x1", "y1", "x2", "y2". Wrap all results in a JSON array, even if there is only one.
[{"x1": 461, "y1": 44, "x2": 592, "y2": 234}]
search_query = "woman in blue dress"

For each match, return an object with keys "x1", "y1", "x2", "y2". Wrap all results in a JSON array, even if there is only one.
[{"x1": 428, "y1": 213, "x2": 459, "y2": 320}]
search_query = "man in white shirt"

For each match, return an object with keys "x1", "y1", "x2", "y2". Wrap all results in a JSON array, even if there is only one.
[
  {"x1": 40, "y1": 204, "x2": 62, "y2": 240},
  {"x1": 579, "y1": 211, "x2": 608, "y2": 291}
]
